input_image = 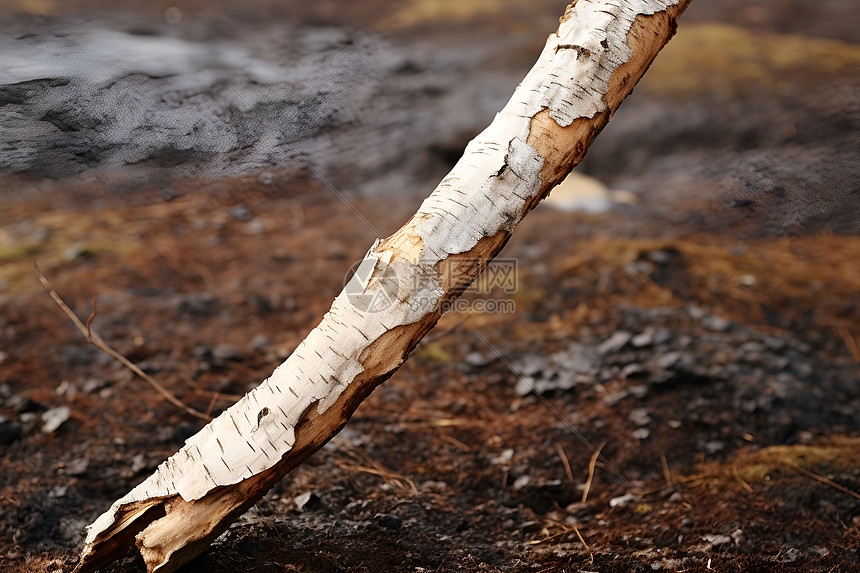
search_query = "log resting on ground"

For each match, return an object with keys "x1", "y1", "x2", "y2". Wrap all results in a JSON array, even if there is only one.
[{"x1": 75, "y1": 2, "x2": 693, "y2": 571}]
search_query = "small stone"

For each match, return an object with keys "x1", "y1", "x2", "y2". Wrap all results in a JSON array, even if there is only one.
[
  {"x1": 550, "y1": 371, "x2": 578, "y2": 391},
  {"x1": 492, "y1": 449, "x2": 515, "y2": 465},
  {"x1": 652, "y1": 329, "x2": 672, "y2": 345},
  {"x1": 294, "y1": 491, "x2": 321, "y2": 511},
  {"x1": 703, "y1": 315, "x2": 732, "y2": 332},
  {"x1": 629, "y1": 385, "x2": 649, "y2": 399},
  {"x1": 464, "y1": 351, "x2": 491, "y2": 367},
  {"x1": 131, "y1": 453, "x2": 148, "y2": 474},
  {"x1": 632, "y1": 328, "x2": 655, "y2": 348},
  {"x1": 656, "y1": 352, "x2": 682, "y2": 370},
  {"x1": 598, "y1": 331, "x2": 632, "y2": 355},
  {"x1": 609, "y1": 493, "x2": 638, "y2": 508},
  {"x1": 49, "y1": 485, "x2": 68, "y2": 498},
  {"x1": 688, "y1": 305, "x2": 706, "y2": 320},
  {"x1": 702, "y1": 534, "x2": 732, "y2": 547},
  {"x1": 514, "y1": 354, "x2": 545, "y2": 376},
  {"x1": 251, "y1": 335, "x2": 270, "y2": 351},
  {"x1": 621, "y1": 363, "x2": 646, "y2": 378},
  {"x1": 62, "y1": 457, "x2": 89, "y2": 476},
  {"x1": 564, "y1": 502, "x2": 593, "y2": 517},
  {"x1": 740, "y1": 341, "x2": 765, "y2": 355},
  {"x1": 648, "y1": 250, "x2": 672, "y2": 265},
  {"x1": 731, "y1": 528, "x2": 744, "y2": 546},
  {"x1": 668, "y1": 492, "x2": 683, "y2": 503},
  {"x1": 515, "y1": 375, "x2": 537, "y2": 397},
  {"x1": 213, "y1": 344, "x2": 244, "y2": 362},
  {"x1": 0, "y1": 416, "x2": 23, "y2": 445},
  {"x1": 81, "y1": 378, "x2": 107, "y2": 394},
  {"x1": 763, "y1": 336, "x2": 787, "y2": 351},
  {"x1": 554, "y1": 344, "x2": 602, "y2": 374},
  {"x1": 247, "y1": 218, "x2": 266, "y2": 234},
  {"x1": 628, "y1": 408, "x2": 652, "y2": 427},
  {"x1": 229, "y1": 205, "x2": 252, "y2": 221},
  {"x1": 703, "y1": 441, "x2": 725, "y2": 455},
  {"x1": 603, "y1": 391, "x2": 629, "y2": 407},
  {"x1": 420, "y1": 480, "x2": 448, "y2": 493},
  {"x1": 652, "y1": 558, "x2": 684, "y2": 571},
  {"x1": 18, "y1": 412, "x2": 40, "y2": 435},
  {"x1": 374, "y1": 513, "x2": 403, "y2": 530},
  {"x1": 513, "y1": 475, "x2": 531, "y2": 490},
  {"x1": 779, "y1": 548, "x2": 799, "y2": 563},
  {"x1": 62, "y1": 244, "x2": 88, "y2": 261},
  {"x1": 632, "y1": 428, "x2": 650, "y2": 440},
  {"x1": 41, "y1": 406, "x2": 70, "y2": 433}
]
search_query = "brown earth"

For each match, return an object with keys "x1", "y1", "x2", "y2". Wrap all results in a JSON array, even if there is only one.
[
  {"x1": 1, "y1": 1, "x2": 859, "y2": 572},
  {"x1": 2, "y1": 182, "x2": 859, "y2": 572}
]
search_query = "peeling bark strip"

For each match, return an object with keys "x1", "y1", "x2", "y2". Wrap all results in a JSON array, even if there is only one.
[{"x1": 75, "y1": 2, "x2": 692, "y2": 571}]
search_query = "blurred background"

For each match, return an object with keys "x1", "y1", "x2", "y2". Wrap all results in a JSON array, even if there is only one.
[
  {"x1": 2, "y1": 0, "x2": 858, "y2": 234},
  {"x1": 1, "y1": 1, "x2": 858, "y2": 571}
]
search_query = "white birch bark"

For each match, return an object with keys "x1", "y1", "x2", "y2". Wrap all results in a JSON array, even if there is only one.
[{"x1": 75, "y1": 2, "x2": 693, "y2": 571}]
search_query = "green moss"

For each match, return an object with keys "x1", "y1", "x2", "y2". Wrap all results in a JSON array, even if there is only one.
[
  {"x1": 699, "y1": 438, "x2": 860, "y2": 489},
  {"x1": 418, "y1": 343, "x2": 455, "y2": 364},
  {"x1": 643, "y1": 24, "x2": 860, "y2": 99},
  {"x1": 0, "y1": 243, "x2": 44, "y2": 262}
]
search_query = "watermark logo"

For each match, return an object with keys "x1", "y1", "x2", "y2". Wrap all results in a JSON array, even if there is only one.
[
  {"x1": 343, "y1": 257, "x2": 517, "y2": 314},
  {"x1": 343, "y1": 256, "x2": 400, "y2": 314}
]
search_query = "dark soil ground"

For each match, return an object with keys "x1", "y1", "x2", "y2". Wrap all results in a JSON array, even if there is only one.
[{"x1": 1, "y1": 1, "x2": 859, "y2": 572}]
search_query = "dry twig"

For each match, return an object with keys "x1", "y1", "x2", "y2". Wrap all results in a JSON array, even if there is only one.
[
  {"x1": 556, "y1": 443, "x2": 574, "y2": 483},
  {"x1": 661, "y1": 454, "x2": 673, "y2": 486},
  {"x1": 440, "y1": 434, "x2": 471, "y2": 452},
  {"x1": 733, "y1": 465, "x2": 754, "y2": 493},
  {"x1": 35, "y1": 262, "x2": 210, "y2": 421},
  {"x1": 836, "y1": 326, "x2": 860, "y2": 362},
  {"x1": 790, "y1": 463, "x2": 860, "y2": 501},
  {"x1": 581, "y1": 441, "x2": 606, "y2": 503},
  {"x1": 572, "y1": 525, "x2": 594, "y2": 564}
]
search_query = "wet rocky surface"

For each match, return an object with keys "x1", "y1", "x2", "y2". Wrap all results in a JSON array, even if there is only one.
[{"x1": 2, "y1": 0, "x2": 859, "y2": 234}]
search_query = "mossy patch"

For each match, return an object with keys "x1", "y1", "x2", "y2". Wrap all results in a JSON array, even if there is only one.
[
  {"x1": 693, "y1": 437, "x2": 860, "y2": 492},
  {"x1": 378, "y1": 0, "x2": 538, "y2": 30},
  {"x1": 642, "y1": 23, "x2": 860, "y2": 98}
]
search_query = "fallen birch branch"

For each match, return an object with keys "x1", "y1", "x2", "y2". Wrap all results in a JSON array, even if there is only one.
[{"x1": 75, "y1": 2, "x2": 693, "y2": 571}]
